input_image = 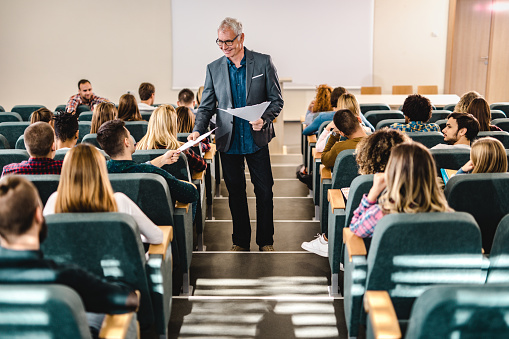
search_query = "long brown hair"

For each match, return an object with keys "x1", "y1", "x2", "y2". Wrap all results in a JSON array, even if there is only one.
[
  {"x1": 55, "y1": 144, "x2": 117, "y2": 213},
  {"x1": 176, "y1": 106, "x2": 195, "y2": 133},
  {"x1": 117, "y1": 93, "x2": 143, "y2": 121},
  {"x1": 467, "y1": 97, "x2": 491, "y2": 132},
  {"x1": 91, "y1": 102, "x2": 117, "y2": 133}
]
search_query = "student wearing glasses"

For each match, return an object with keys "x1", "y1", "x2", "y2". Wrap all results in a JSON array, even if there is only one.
[{"x1": 188, "y1": 17, "x2": 284, "y2": 252}]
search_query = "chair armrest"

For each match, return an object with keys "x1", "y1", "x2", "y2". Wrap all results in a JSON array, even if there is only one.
[
  {"x1": 99, "y1": 291, "x2": 140, "y2": 339},
  {"x1": 364, "y1": 291, "x2": 402, "y2": 339},
  {"x1": 204, "y1": 144, "x2": 216, "y2": 161},
  {"x1": 175, "y1": 201, "x2": 190, "y2": 213},
  {"x1": 307, "y1": 135, "x2": 317, "y2": 143},
  {"x1": 343, "y1": 228, "x2": 367, "y2": 262},
  {"x1": 328, "y1": 189, "x2": 345, "y2": 211},
  {"x1": 192, "y1": 170, "x2": 205, "y2": 182},
  {"x1": 320, "y1": 165, "x2": 332, "y2": 181},
  {"x1": 179, "y1": 179, "x2": 197, "y2": 189},
  {"x1": 148, "y1": 226, "x2": 173, "y2": 260},
  {"x1": 314, "y1": 150, "x2": 322, "y2": 160}
]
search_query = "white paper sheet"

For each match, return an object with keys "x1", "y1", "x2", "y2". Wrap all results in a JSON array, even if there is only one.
[
  {"x1": 178, "y1": 128, "x2": 217, "y2": 152},
  {"x1": 218, "y1": 102, "x2": 270, "y2": 122}
]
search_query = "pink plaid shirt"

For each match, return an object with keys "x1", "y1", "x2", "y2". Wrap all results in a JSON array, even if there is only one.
[{"x1": 65, "y1": 93, "x2": 109, "y2": 113}]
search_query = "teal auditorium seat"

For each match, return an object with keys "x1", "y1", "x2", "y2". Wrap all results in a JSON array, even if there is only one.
[
  {"x1": 78, "y1": 121, "x2": 91, "y2": 143},
  {"x1": 0, "y1": 112, "x2": 23, "y2": 122},
  {"x1": 54, "y1": 104, "x2": 91, "y2": 115},
  {"x1": 328, "y1": 174, "x2": 373, "y2": 295},
  {"x1": 0, "y1": 105, "x2": 4, "y2": 112},
  {"x1": 491, "y1": 103, "x2": 509, "y2": 117},
  {"x1": 430, "y1": 148, "x2": 470, "y2": 174},
  {"x1": 477, "y1": 131, "x2": 509, "y2": 148},
  {"x1": 81, "y1": 133, "x2": 101, "y2": 148},
  {"x1": 53, "y1": 148, "x2": 110, "y2": 161},
  {"x1": 319, "y1": 149, "x2": 359, "y2": 234},
  {"x1": 429, "y1": 109, "x2": 452, "y2": 123},
  {"x1": 406, "y1": 131, "x2": 445, "y2": 148},
  {"x1": 0, "y1": 149, "x2": 29, "y2": 172},
  {"x1": 375, "y1": 119, "x2": 404, "y2": 130},
  {"x1": 11, "y1": 105, "x2": 45, "y2": 121},
  {"x1": 359, "y1": 103, "x2": 391, "y2": 114},
  {"x1": 313, "y1": 120, "x2": 332, "y2": 206},
  {"x1": 364, "y1": 110, "x2": 404, "y2": 128},
  {"x1": 487, "y1": 215, "x2": 509, "y2": 284},
  {"x1": 365, "y1": 284, "x2": 509, "y2": 339},
  {"x1": 490, "y1": 109, "x2": 507, "y2": 120},
  {"x1": 444, "y1": 103, "x2": 456, "y2": 111},
  {"x1": 21, "y1": 174, "x2": 60, "y2": 205},
  {"x1": 343, "y1": 212, "x2": 483, "y2": 338},
  {"x1": 108, "y1": 173, "x2": 194, "y2": 295},
  {"x1": 0, "y1": 122, "x2": 29, "y2": 148},
  {"x1": 435, "y1": 119, "x2": 447, "y2": 130},
  {"x1": 132, "y1": 150, "x2": 191, "y2": 182},
  {"x1": 77, "y1": 112, "x2": 94, "y2": 121},
  {"x1": 0, "y1": 134, "x2": 9, "y2": 149},
  {"x1": 124, "y1": 121, "x2": 148, "y2": 142},
  {"x1": 445, "y1": 173, "x2": 509, "y2": 254},
  {"x1": 42, "y1": 212, "x2": 172, "y2": 336},
  {"x1": 492, "y1": 118, "x2": 509, "y2": 132},
  {"x1": 141, "y1": 111, "x2": 152, "y2": 121},
  {"x1": 0, "y1": 285, "x2": 96, "y2": 338},
  {"x1": 15, "y1": 135, "x2": 25, "y2": 149}
]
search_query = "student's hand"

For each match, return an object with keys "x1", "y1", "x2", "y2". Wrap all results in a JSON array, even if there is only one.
[
  {"x1": 250, "y1": 118, "x2": 264, "y2": 131},
  {"x1": 367, "y1": 173, "x2": 387, "y2": 202},
  {"x1": 325, "y1": 122, "x2": 335, "y2": 132},
  {"x1": 162, "y1": 150, "x2": 180, "y2": 165},
  {"x1": 188, "y1": 132, "x2": 200, "y2": 141},
  {"x1": 308, "y1": 100, "x2": 315, "y2": 112},
  {"x1": 461, "y1": 160, "x2": 474, "y2": 173}
]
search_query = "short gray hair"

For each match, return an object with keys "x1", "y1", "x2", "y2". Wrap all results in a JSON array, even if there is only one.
[{"x1": 218, "y1": 17, "x2": 243, "y2": 35}]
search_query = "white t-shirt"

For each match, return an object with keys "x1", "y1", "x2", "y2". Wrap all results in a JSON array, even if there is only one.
[
  {"x1": 430, "y1": 143, "x2": 471, "y2": 150},
  {"x1": 43, "y1": 192, "x2": 163, "y2": 244},
  {"x1": 138, "y1": 102, "x2": 156, "y2": 112}
]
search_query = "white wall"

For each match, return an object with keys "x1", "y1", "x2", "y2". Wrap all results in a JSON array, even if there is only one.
[{"x1": 0, "y1": 0, "x2": 450, "y2": 121}]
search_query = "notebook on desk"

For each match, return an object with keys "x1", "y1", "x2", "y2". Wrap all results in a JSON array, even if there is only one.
[{"x1": 441, "y1": 169, "x2": 458, "y2": 185}]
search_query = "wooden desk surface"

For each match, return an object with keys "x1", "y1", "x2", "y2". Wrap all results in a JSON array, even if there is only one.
[{"x1": 356, "y1": 94, "x2": 460, "y2": 109}]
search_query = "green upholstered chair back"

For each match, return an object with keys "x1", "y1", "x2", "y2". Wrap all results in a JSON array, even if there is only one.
[
  {"x1": 124, "y1": 121, "x2": 148, "y2": 142},
  {"x1": 487, "y1": 215, "x2": 509, "y2": 284},
  {"x1": 81, "y1": 133, "x2": 101, "y2": 148},
  {"x1": 359, "y1": 103, "x2": 391, "y2": 114},
  {"x1": 331, "y1": 149, "x2": 359, "y2": 189},
  {"x1": 0, "y1": 122, "x2": 30, "y2": 148},
  {"x1": 53, "y1": 148, "x2": 110, "y2": 161},
  {"x1": 140, "y1": 111, "x2": 152, "y2": 121},
  {"x1": 0, "y1": 105, "x2": 4, "y2": 112},
  {"x1": 444, "y1": 103, "x2": 457, "y2": 111},
  {"x1": 429, "y1": 110, "x2": 452, "y2": 123},
  {"x1": 11, "y1": 105, "x2": 46, "y2": 121},
  {"x1": 404, "y1": 284, "x2": 509, "y2": 339},
  {"x1": 375, "y1": 119, "x2": 405, "y2": 130},
  {"x1": 131, "y1": 150, "x2": 191, "y2": 181},
  {"x1": 77, "y1": 121, "x2": 91, "y2": 143},
  {"x1": 365, "y1": 212, "x2": 483, "y2": 319},
  {"x1": 42, "y1": 213, "x2": 162, "y2": 332},
  {"x1": 344, "y1": 175, "x2": 374, "y2": 227},
  {"x1": 0, "y1": 149, "x2": 29, "y2": 172},
  {"x1": 364, "y1": 110, "x2": 405, "y2": 128},
  {"x1": 76, "y1": 105, "x2": 92, "y2": 114},
  {"x1": 430, "y1": 148, "x2": 471, "y2": 175},
  {"x1": 490, "y1": 110, "x2": 507, "y2": 120},
  {"x1": 0, "y1": 284, "x2": 92, "y2": 338},
  {"x1": 406, "y1": 131, "x2": 445, "y2": 148},
  {"x1": 477, "y1": 131, "x2": 509, "y2": 148},
  {"x1": 21, "y1": 174, "x2": 60, "y2": 206},
  {"x1": 435, "y1": 119, "x2": 447, "y2": 130},
  {"x1": 0, "y1": 134, "x2": 9, "y2": 149},
  {"x1": 492, "y1": 118, "x2": 509, "y2": 132},
  {"x1": 490, "y1": 103, "x2": 509, "y2": 116},
  {"x1": 445, "y1": 173, "x2": 509, "y2": 253},
  {"x1": 54, "y1": 104, "x2": 66, "y2": 112},
  {"x1": 77, "y1": 112, "x2": 93, "y2": 121},
  {"x1": 15, "y1": 135, "x2": 25, "y2": 149},
  {"x1": 317, "y1": 120, "x2": 331, "y2": 136},
  {"x1": 0, "y1": 112, "x2": 23, "y2": 122},
  {"x1": 177, "y1": 133, "x2": 190, "y2": 142}
]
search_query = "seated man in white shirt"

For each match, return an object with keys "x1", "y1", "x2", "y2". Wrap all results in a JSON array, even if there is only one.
[
  {"x1": 137, "y1": 82, "x2": 156, "y2": 113},
  {"x1": 431, "y1": 112, "x2": 480, "y2": 150}
]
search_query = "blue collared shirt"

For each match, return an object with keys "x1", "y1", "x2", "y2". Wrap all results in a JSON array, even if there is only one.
[{"x1": 225, "y1": 51, "x2": 260, "y2": 154}]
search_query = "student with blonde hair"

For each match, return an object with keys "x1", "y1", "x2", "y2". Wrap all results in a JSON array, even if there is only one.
[
  {"x1": 90, "y1": 102, "x2": 117, "y2": 133},
  {"x1": 350, "y1": 142, "x2": 452, "y2": 238},
  {"x1": 455, "y1": 90, "x2": 481, "y2": 113},
  {"x1": 457, "y1": 137, "x2": 508, "y2": 174},
  {"x1": 467, "y1": 97, "x2": 502, "y2": 132},
  {"x1": 136, "y1": 105, "x2": 206, "y2": 172},
  {"x1": 43, "y1": 143, "x2": 163, "y2": 245},
  {"x1": 117, "y1": 93, "x2": 143, "y2": 121},
  {"x1": 177, "y1": 106, "x2": 211, "y2": 153}
]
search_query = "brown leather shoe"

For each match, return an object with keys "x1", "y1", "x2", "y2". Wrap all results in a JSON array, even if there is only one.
[
  {"x1": 259, "y1": 245, "x2": 274, "y2": 252},
  {"x1": 230, "y1": 245, "x2": 250, "y2": 251}
]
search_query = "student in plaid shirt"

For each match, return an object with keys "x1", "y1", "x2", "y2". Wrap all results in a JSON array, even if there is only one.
[
  {"x1": 2, "y1": 122, "x2": 63, "y2": 177},
  {"x1": 65, "y1": 79, "x2": 110, "y2": 114},
  {"x1": 349, "y1": 142, "x2": 452, "y2": 238},
  {"x1": 390, "y1": 94, "x2": 441, "y2": 133}
]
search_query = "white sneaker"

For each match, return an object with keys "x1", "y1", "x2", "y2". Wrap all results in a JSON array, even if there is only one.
[{"x1": 301, "y1": 234, "x2": 328, "y2": 257}]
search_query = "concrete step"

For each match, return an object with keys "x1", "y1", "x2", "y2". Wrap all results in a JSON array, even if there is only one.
[{"x1": 218, "y1": 178, "x2": 309, "y2": 198}]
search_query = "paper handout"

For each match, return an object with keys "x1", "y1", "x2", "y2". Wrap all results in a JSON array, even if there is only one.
[
  {"x1": 218, "y1": 102, "x2": 270, "y2": 122},
  {"x1": 178, "y1": 128, "x2": 217, "y2": 152}
]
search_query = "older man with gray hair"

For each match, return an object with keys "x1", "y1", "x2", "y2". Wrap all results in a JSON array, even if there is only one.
[{"x1": 188, "y1": 17, "x2": 284, "y2": 252}]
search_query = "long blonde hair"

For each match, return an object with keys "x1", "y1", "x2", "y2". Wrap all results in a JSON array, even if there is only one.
[
  {"x1": 379, "y1": 142, "x2": 451, "y2": 214},
  {"x1": 455, "y1": 91, "x2": 481, "y2": 113},
  {"x1": 337, "y1": 93, "x2": 361, "y2": 117},
  {"x1": 55, "y1": 144, "x2": 117, "y2": 213},
  {"x1": 91, "y1": 102, "x2": 117, "y2": 133},
  {"x1": 471, "y1": 137, "x2": 508, "y2": 173},
  {"x1": 136, "y1": 105, "x2": 181, "y2": 150}
]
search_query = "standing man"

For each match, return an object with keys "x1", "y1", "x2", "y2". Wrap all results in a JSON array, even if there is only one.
[
  {"x1": 65, "y1": 79, "x2": 109, "y2": 113},
  {"x1": 189, "y1": 17, "x2": 284, "y2": 252}
]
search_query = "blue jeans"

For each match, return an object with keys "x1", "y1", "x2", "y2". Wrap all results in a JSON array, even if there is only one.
[{"x1": 220, "y1": 145, "x2": 274, "y2": 249}]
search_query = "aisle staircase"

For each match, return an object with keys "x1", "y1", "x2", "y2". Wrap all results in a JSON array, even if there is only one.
[{"x1": 169, "y1": 149, "x2": 348, "y2": 338}]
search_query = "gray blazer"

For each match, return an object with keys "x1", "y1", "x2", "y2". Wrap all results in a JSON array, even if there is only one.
[{"x1": 194, "y1": 48, "x2": 284, "y2": 152}]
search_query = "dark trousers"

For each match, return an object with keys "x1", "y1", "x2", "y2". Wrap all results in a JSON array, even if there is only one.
[{"x1": 220, "y1": 145, "x2": 274, "y2": 249}]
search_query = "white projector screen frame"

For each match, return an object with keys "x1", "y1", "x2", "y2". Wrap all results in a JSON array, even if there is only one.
[{"x1": 171, "y1": 0, "x2": 374, "y2": 89}]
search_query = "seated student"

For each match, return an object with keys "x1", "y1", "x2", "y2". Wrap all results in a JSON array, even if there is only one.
[
  {"x1": 0, "y1": 176, "x2": 139, "y2": 337},
  {"x1": 65, "y1": 79, "x2": 110, "y2": 114},
  {"x1": 2, "y1": 122, "x2": 62, "y2": 177},
  {"x1": 304, "y1": 84, "x2": 335, "y2": 126},
  {"x1": 321, "y1": 109, "x2": 368, "y2": 169},
  {"x1": 30, "y1": 107, "x2": 54, "y2": 127},
  {"x1": 118, "y1": 93, "x2": 144, "y2": 121},
  {"x1": 177, "y1": 88, "x2": 197, "y2": 115},
  {"x1": 136, "y1": 105, "x2": 207, "y2": 173},
  {"x1": 43, "y1": 143, "x2": 164, "y2": 245},
  {"x1": 97, "y1": 119, "x2": 199, "y2": 204},
  {"x1": 457, "y1": 137, "x2": 508, "y2": 174},
  {"x1": 390, "y1": 94, "x2": 440, "y2": 132},
  {"x1": 350, "y1": 142, "x2": 452, "y2": 238},
  {"x1": 90, "y1": 102, "x2": 117, "y2": 134},
  {"x1": 431, "y1": 112, "x2": 480, "y2": 150},
  {"x1": 176, "y1": 106, "x2": 211, "y2": 153},
  {"x1": 467, "y1": 97, "x2": 502, "y2": 132},
  {"x1": 138, "y1": 82, "x2": 156, "y2": 113},
  {"x1": 54, "y1": 112, "x2": 79, "y2": 150},
  {"x1": 455, "y1": 90, "x2": 481, "y2": 113},
  {"x1": 302, "y1": 128, "x2": 409, "y2": 257}
]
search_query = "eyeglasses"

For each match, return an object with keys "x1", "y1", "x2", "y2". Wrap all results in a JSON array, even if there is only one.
[{"x1": 216, "y1": 34, "x2": 239, "y2": 47}]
